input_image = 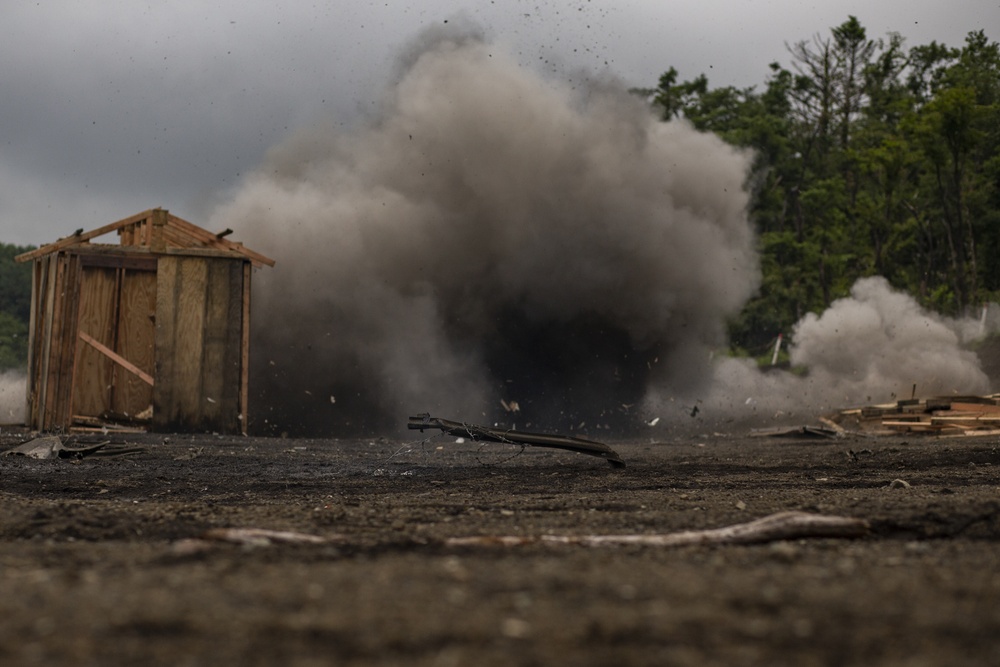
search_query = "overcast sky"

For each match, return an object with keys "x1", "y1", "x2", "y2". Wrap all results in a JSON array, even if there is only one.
[{"x1": 2, "y1": 0, "x2": 996, "y2": 248}]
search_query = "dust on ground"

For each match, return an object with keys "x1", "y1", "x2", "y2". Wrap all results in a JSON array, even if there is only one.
[{"x1": 0, "y1": 428, "x2": 998, "y2": 666}]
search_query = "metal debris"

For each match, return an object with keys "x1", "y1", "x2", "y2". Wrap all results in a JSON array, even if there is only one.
[{"x1": 408, "y1": 413, "x2": 626, "y2": 468}]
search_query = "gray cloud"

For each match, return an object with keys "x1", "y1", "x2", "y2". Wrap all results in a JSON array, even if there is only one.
[{"x1": 2, "y1": 1, "x2": 992, "y2": 246}]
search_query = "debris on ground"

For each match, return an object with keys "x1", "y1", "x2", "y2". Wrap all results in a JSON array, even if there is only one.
[
  {"x1": 2, "y1": 435, "x2": 145, "y2": 459},
  {"x1": 170, "y1": 528, "x2": 343, "y2": 555},
  {"x1": 750, "y1": 425, "x2": 844, "y2": 439},
  {"x1": 199, "y1": 527, "x2": 338, "y2": 546},
  {"x1": 829, "y1": 394, "x2": 1000, "y2": 436},
  {"x1": 444, "y1": 511, "x2": 869, "y2": 548},
  {"x1": 408, "y1": 413, "x2": 626, "y2": 468}
]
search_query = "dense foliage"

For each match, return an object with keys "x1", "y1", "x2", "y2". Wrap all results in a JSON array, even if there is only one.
[
  {"x1": 638, "y1": 17, "x2": 1000, "y2": 353},
  {"x1": 0, "y1": 243, "x2": 33, "y2": 370}
]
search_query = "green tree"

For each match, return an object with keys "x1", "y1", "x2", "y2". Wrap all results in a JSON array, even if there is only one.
[
  {"x1": 0, "y1": 243, "x2": 34, "y2": 370},
  {"x1": 644, "y1": 20, "x2": 1000, "y2": 350}
]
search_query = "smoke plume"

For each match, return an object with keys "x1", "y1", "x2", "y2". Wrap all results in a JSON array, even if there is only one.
[
  {"x1": 661, "y1": 277, "x2": 991, "y2": 429},
  {"x1": 211, "y1": 30, "x2": 992, "y2": 437},
  {"x1": 210, "y1": 30, "x2": 757, "y2": 435}
]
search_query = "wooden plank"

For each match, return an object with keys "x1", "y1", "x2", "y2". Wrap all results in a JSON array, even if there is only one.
[
  {"x1": 174, "y1": 257, "x2": 207, "y2": 424},
  {"x1": 200, "y1": 260, "x2": 230, "y2": 426},
  {"x1": 15, "y1": 209, "x2": 155, "y2": 263},
  {"x1": 69, "y1": 424, "x2": 147, "y2": 434},
  {"x1": 150, "y1": 208, "x2": 168, "y2": 253},
  {"x1": 73, "y1": 267, "x2": 118, "y2": 418},
  {"x1": 79, "y1": 253, "x2": 157, "y2": 271},
  {"x1": 36, "y1": 256, "x2": 57, "y2": 427},
  {"x1": 63, "y1": 245, "x2": 155, "y2": 259},
  {"x1": 222, "y1": 259, "x2": 244, "y2": 432},
  {"x1": 119, "y1": 223, "x2": 134, "y2": 246},
  {"x1": 240, "y1": 262, "x2": 251, "y2": 435},
  {"x1": 113, "y1": 269, "x2": 157, "y2": 416},
  {"x1": 41, "y1": 255, "x2": 69, "y2": 430},
  {"x1": 163, "y1": 246, "x2": 266, "y2": 262},
  {"x1": 881, "y1": 422, "x2": 946, "y2": 432},
  {"x1": 930, "y1": 416, "x2": 1000, "y2": 424},
  {"x1": 55, "y1": 255, "x2": 82, "y2": 429},
  {"x1": 153, "y1": 256, "x2": 179, "y2": 429},
  {"x1": 79, "y1": 330, "x2": 154, "y2": 386},
  {"x1": 944, "y1": 402, "x2": 1000, "y2": 414}
]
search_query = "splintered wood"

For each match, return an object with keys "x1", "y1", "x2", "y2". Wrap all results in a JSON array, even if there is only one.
[
  {"x1": 832, "y1": 394, "x2": 1000, "y2": 436},
  {"x1": 444, "y1": 511, "x2": 869, "y2": 548}
]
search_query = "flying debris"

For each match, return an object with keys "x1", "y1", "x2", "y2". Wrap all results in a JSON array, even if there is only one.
[{"x1": 408, "y1": 413, "x2": 625, "y2": 468}]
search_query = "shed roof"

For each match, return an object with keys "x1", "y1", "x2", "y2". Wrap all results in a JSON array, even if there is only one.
[{"x1": 15, "y1": 208, "x2": 275, "y2": 269}]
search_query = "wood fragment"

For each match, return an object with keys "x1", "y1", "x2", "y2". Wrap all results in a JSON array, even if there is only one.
[
  {"x1": 78, "y1": 330, "x2": 155, "y2": 386},
  {"x1": 199, "y1": 528, "x2": 338, "y2": 546},
  {"x1": 444, "y1": 511, "x2": 869, "y2": 548}
]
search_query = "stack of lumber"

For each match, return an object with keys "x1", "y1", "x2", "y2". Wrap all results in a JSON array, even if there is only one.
[{"x1": 833, "y1": 394, "x2": 1000, "y2": 435}]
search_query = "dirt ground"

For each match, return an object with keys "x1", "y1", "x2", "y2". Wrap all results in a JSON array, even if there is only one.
[{"x1": 0, "y1": 426, "x2": 998, "y2": 666}]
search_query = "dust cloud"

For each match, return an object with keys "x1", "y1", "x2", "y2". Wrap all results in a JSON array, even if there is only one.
[
  {"x1": 212, "y1": 29, "x2": 991, "y2": 438},
  {"x1": 661, "y1": 277, "x2": 992, "y2": 430},
  {"x1": 211, "y1": 29, "x2": 757, "y2": 436}
]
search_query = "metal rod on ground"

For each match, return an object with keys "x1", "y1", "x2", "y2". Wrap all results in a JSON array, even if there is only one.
[{"x1": 407, "y1": 413, "x2": 626, "y2": 468}]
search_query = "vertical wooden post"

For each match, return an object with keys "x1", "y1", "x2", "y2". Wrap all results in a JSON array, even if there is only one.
[
  {"x1": 37, "y1": 256, "x2": 59, "y2": 429},
  {"x1": 57, "y1": 256, "x2": 83, "y2": 429},
  {"x1": 239, "y1": 262, "x2": 251, "y2": 435},
  {"x1": 150, "y1": 208, "x2": 168, "y2": 253}
]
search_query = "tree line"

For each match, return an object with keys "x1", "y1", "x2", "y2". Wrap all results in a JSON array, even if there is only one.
[
  {"x1": 0, "y1": 243, "x2": 32, "y2": 370},
  {"x1": 636, "y1": 17, "x2": 1000, "y2": 354}
]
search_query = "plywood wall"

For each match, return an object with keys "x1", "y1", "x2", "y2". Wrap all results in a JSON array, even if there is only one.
[
  {"x1": 153, "y1": 255, "x2": 245, "y2": 433},
  {"x1": 74, "y1": 266, "x2": 118, "y2": 417},
  {"x1": 113, "y1": 269, "x2": 156, "y2": 417},
  {"x1": 27, "y1": 253, "x2": 83, "y2": 431}
]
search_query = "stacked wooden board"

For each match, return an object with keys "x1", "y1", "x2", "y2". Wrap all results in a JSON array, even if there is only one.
[{"x1": 832, "y1": 394, "x2": 1000, "y2": 436}]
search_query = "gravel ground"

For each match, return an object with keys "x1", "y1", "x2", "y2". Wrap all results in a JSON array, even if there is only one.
[{"x1": 0, "y1": 428, "x2": 998, "y2": 666}]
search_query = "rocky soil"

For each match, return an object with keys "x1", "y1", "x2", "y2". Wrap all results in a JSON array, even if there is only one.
[{"x1": 0, "y1": 428, "x2": 998, "y2": 666}]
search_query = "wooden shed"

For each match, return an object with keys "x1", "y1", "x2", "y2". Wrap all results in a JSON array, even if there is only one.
[{"x1": 15, "y1": 208, "x2": 274, "y2": 434}]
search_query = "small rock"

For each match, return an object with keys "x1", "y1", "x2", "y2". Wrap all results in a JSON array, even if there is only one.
[
  {"x1": 501, "y1": 618, "x2": 531, "y2": 639},
  {"x1": 889, "y1": 478, "x2": 911, "y2": 489}
]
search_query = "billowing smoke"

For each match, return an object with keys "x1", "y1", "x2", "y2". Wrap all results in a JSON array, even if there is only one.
[
  {"x1": 210, "y1": 30, "x2": 758, "y2": 436},
  {"x1": 210, "y1": 29, "x2": 992, "y2": 438},
  {"x1": 661, "y1": 277, "x2": 991, "y2": 429}
]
